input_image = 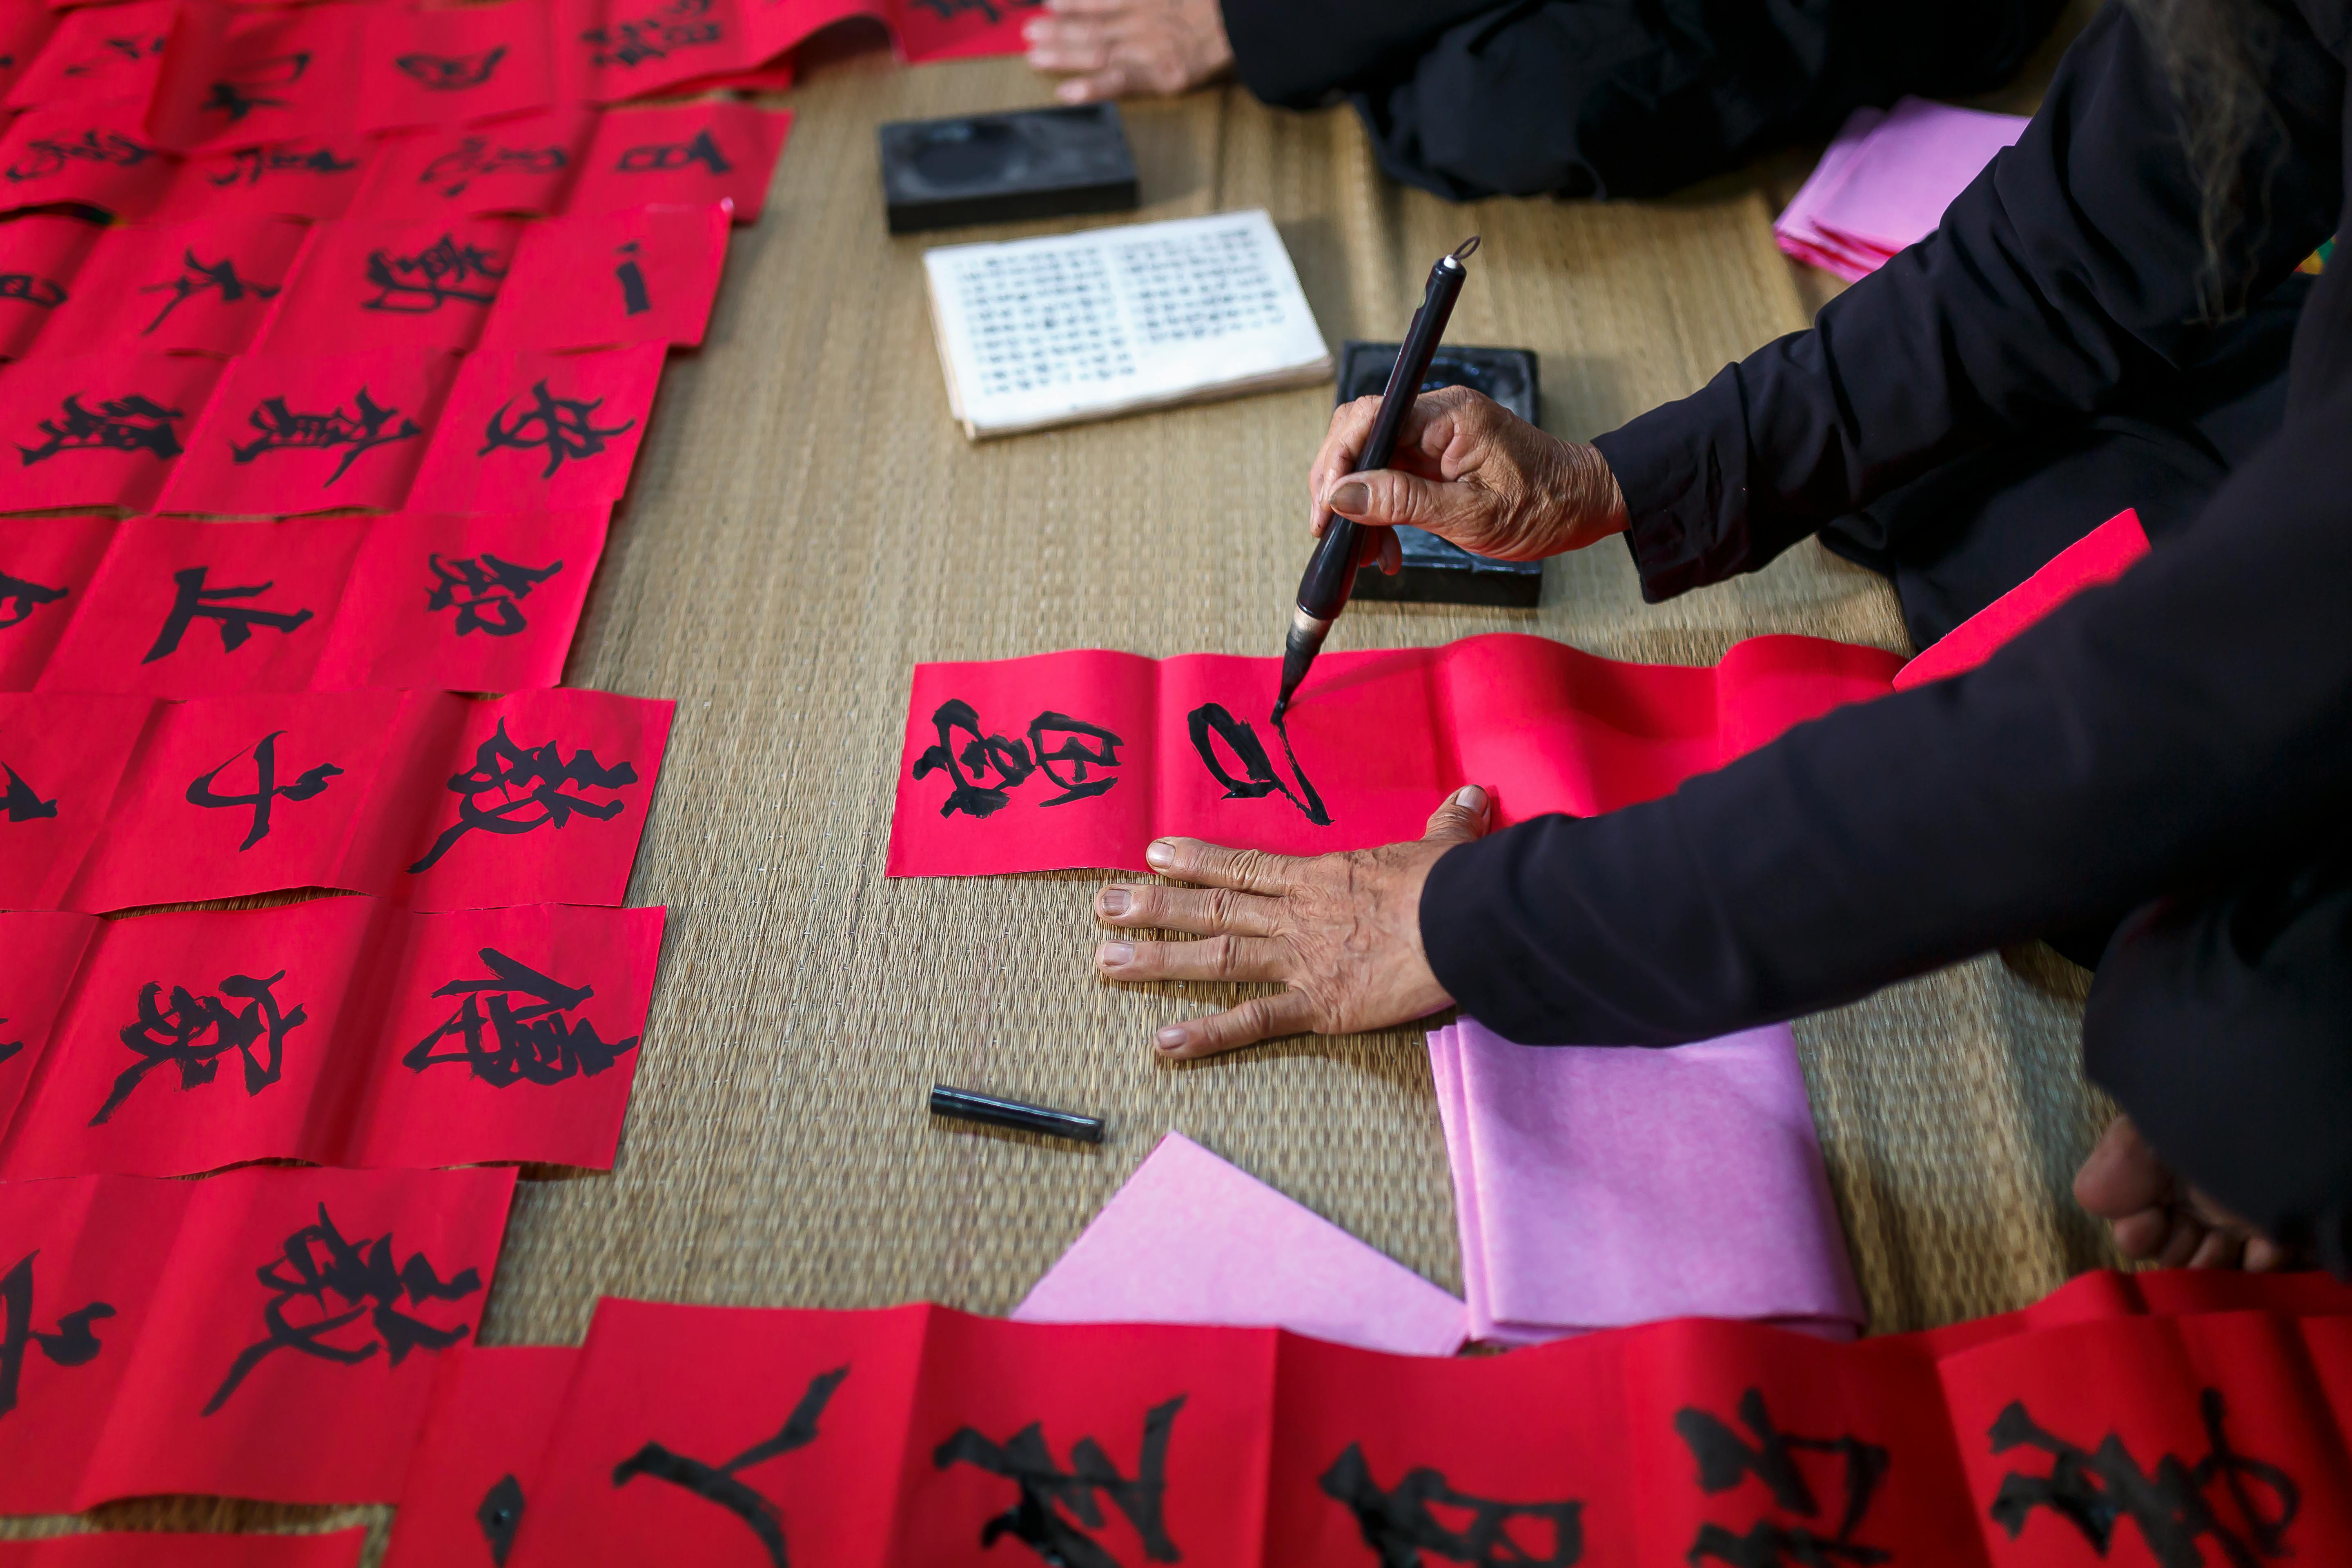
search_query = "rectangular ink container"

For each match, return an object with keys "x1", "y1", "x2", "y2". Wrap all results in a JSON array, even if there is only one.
[{"x1": 879, "y1": 104, "x2": 1140, "y2": 236}]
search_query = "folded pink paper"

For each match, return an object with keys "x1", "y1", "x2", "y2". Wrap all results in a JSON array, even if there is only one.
[
  {"x1": 1775, "y1": 98, "x2": 2027, "y2": 281},
  {"x1": 1430, "y1": 1017, "x2": 1862, "y2": 1344},
  {"x1": 1012, "y1": 1130, "x2": 1467, "y2": 1356}
]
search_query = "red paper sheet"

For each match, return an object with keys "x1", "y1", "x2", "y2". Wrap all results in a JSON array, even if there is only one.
[
  {"x1": 0, "y1": 102, "x2": 177, "y2": 217},
  {"x1": 0, "y1": 353, "x2": 225, "y2": 513},
  {"x1": 351, "y1": 107, "x2": 597, "y2": 221},
  {"x1": 887, "y1": 634, "x2": 1904, "y2": 876},
  {"x1": 0, "y1": 909, "x2": 99, "y2": 1134},
  {"x1": 0, "y1": 1165, "x2": 516, "y2": 1512},
  {"x1": 1893, "y1": 507, "x2": 2154, "y2": 690},
  {"x1": 31, "y1": 215, "x2": 307, "y2": 359},
  {"x1": 0, "y1": 896, "x2": 663, "y2": 1176},
  {"x1": 562, "y1": 100, "x2": 790, "y2": 224},
  {"x1": 4, "y1": 0, "x2": 175, "y2": 114},
  {"x1": 407, "y1": 345, "x2": 666, "y2": 512},
  {"x1": 54, "y1": 687, "x2": 672, "y2": 912},
  {"x1": 0, "y1": 514, "x2": 112, "y2": 685},
  {"x1": 0, "y1": 4, "x2": 60, "y2": 107},
  {"x1": 358, "y1": 3, "x2": 557, "y2": 134},
  {"x1": 259, "y1": 217, "x2": 525, "y2": 355},
  {"x1": 0, "y1": 210, "x2": 99, "y2": 359},
  {"x1": 151, "y1": 134, "x2": 374, "y2": 222},
  {"x1": 553, "y1": 0, "x2": 771, "y2": 103},
  {"x1": 382, "y1": 1345, "x2": 582, "y2": 1568},
  {"x1": 158, "y1": 349, "x2": 462, "y2": 514},
  {"x1": 886, "y1": 0, "x2": 1043, "y2": 63},
  {"x1": 478, "y1": 204, "x2": 730, "y2": 352},
  {"x1": 0, "y1": 1532, "x2": 365, "y2": 1568},
  {"x1": 145, "y1": 4, "x2": 365, "y2": 156},
  {"x1": 0, "y1": 692, "x2": 148, "y2": 908}
]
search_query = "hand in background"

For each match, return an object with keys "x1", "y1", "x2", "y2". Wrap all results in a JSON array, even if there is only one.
[{"x1": 1024, "y1": 0, "x2": 1234, "y2": 102}]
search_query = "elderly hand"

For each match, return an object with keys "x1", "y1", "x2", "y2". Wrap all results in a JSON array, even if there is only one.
[
  {"x1": 1092, "y1": 786, "x2": 1490, "y2": 1059},
  {"x1": 1023, "y1": 0, "x2": 1234, "y2": 102},
  {"x1": 1311, "y1": 385, "x2": 1630, "y2": 566}
]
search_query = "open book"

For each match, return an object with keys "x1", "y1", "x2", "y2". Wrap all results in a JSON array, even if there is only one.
[{"x1": 923, "y1": 209, "x2": 1332, "y2": 440}]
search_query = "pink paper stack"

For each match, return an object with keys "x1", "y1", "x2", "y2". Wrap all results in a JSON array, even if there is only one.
[
  {"x1": 1775, "y1": 97, "x2": 2029, "y2": 281},
  {"x1": 1429, "y1": 1016, "x2": 1864, "y2": 1344}
]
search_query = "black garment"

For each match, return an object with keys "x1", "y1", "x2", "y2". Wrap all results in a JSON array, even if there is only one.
[
  {"x1": 1418, "y1": 0, "x2": 2352, "y2": 1248},
  {"x1": 1220, "y1": 0, "x2": 2065, "y2": 200}
]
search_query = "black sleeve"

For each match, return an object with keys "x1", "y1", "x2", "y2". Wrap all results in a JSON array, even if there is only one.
[
  {"x1": 1421, "y1": 352, "x2": 2352, "y2": 1045},
  {"x1": 1217, "y1": 0, "x2": 1501, "y2": 109},
  {"x1": 1594, "y1": 0, "x2": 2343, "y2": 600}
]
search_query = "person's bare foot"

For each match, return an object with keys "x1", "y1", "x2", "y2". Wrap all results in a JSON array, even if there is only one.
[
  {"x1": 2074, "y1": 1116, "x2": 2296, "y2": 1270},
  {"x1": 1023, "y1": 0, "x2": 1233, "y2": 102}
]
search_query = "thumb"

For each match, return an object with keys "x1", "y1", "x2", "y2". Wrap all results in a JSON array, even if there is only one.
[
  {"x1": 1423, "y1": 784, "x2": 1491, "y2": 845},
  {"x1": 1326, "y1": 468, "x2": 1483, "y2": 538}
]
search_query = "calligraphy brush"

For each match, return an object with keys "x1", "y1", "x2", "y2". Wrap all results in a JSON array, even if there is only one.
[{"x1": 1272, "y1": 234, "x2": 1481, "y2": 722}]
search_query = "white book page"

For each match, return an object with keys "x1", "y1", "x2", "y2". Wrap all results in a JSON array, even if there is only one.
[{"x1": 925, "y1": 209, "x2": 1331, "y2": 437}]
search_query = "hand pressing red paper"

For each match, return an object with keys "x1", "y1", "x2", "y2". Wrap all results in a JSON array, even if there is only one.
[
  {"x1": 261, "y1": 217, "x2": 525, "y2": 355},
  {"x1": 34, "y1": 215, "x2": 308, "y2": 359},
  {"x1": 160, "y1": 350, "x2": 461, "y2": 516},
  {"x1": 352, "y1": 107, "x2": 597, "y2": 223},
  {"x1": 1022, "y1": 0, "x2": 1232, "y2": 102}
]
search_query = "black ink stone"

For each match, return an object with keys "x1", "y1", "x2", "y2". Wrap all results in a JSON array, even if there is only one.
[
  {"x1": 1340, "y1": 341, "x2": 1545, "y2": 608},
  {"x1": 879, "y1": 105, "x2": 1138, "y2": 235}
]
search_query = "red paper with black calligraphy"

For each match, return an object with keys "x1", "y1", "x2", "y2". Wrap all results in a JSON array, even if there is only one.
[
  {"x1": 382, "y1": 1345, "x2": 581, "y2": 1568},
  {"x1": 887, "y1": 0, "x2": 1043, "y2": 63},
  {"x1": 1911, "y1": 1265, "x2": 2352, "y2": 1362},
  {"x1": 563, "y1": 100, "x2": 791, "y2": 224},
  {"x1": 0, "y1": 514, "x2": 112, "y2": 687},
  {"x1": 0, "y1": 1531, "x2": 365, "y2": 1568},
  {"x1": 0, "y1": 212, "x2": 98, "y2": 359},
  {"x1": 0, "y1": 102, "x2": 176, "y2": 216},
  {"x1": 313, "y1": 508, "x2": 609, "y2": 695},
  {"x1": 33, "y1": 215, "x2": 306, "y2": 359},
  {"x1": 351, "y1": 107, "x2": 596, "y2": 222},
  {"x1": 0, "y1": 909, "x2": 98, "y2": 1135},
  {"x1": 145, "y1": 4, "x2": 363, "y2": 156},
  {"x1": 4, "y1": 0, "x2": 175, "y2": 113},
  {"x1": 359, "y1": 2, "x2": 557, "y2": 134},
  {"x1": 0, "y1": 692, "x2": 149, "y2": 908},
  {"x1": 261, "y1": 217, "x2": 523, "y2": 355},
  {"x1": 151, "y1": 135, "x2": 373, "y2": 222},
  {"x1": 553, "y1": 0, "x2": 761, "y2": 103},
  {"x1": 406, "y1": 345, "x2": 666, "y2": 512},
  {"x1": 0, "y1": 4, "x2": 60, "y2": 107},
  {"x1": 65, "y1": 687, "x2": 408, "y2": 912},
  {"x1": 159, "y1": 350, "x2": 459, "y2": 515},
  {"x1": 37, "y1": 516, "x2": 366, "y2": 695},
  {"x1": 72, "y1": 1165, "x2": 518, "y2": 1508},
  {"x1": 478, "y1": 204, "x2": 730, "y2": 352},
  {"x1": 0, "y1": 353, "x2": 223, "y2": 513},
  {"x1": 886, "y1": 635, "x2": 1904, "y2": 876},
  {"x1": 509, "y1": 1298, "x2": 930, "y2": 1568}
]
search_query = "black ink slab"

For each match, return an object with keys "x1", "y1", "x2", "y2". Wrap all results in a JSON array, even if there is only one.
[
  {"x1": 878, "y1": 105, "x2": 1140, "y2": 236},
  {"x1": 1340, "y1": 341, "x2": 1545, "y2": 609}
]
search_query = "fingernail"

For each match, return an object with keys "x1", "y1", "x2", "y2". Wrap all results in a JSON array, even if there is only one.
[
  {"x1": 1330, "y1": 481, "x2": 1370, "y2": 516},
  {"x1": 1098, "y1": 887, "x2": 1130, "y2": 915},
  {"x1": 1453, "y1": 784, "x2": 1488, "y2": 813},
  {"x1": 1145, "y1": 840, "x2": 1175, "y2": 870},
  {"x1": 1157, "y1": 1026, "x2": 1187, "y2": 1051},
  {"x1": 1097, "y1": 942, "x2": 1133, "y2": 967}
]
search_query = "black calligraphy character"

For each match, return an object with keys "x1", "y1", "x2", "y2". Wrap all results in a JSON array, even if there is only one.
[
  {"x1": 1675, "y1": 1390, "x2": 1891, "y2": 1568},
  {"x1": 5, "y1": 129, "x2": 154, "y2": 183},
  {"x1": 479, "y1": 379, "x2": 637, "y2": 479},
  {"x1": 1988, "y1": 1390, "x2": 2299, "y2": 1568},
  {"x1": 612, "y1": 1365, "x2": 849, "y2": 1568},
  {"x1": 1320, "y1": 1443, "x2": 1583, "y2": 1567},
  {"x1": 913, "y1": 699, "x2": 1034, "y2": 819},
  {"x1": 207, "y1": 143, "x2": 359, "y2": 188},
  {"x1": 0, "y1": 1027, "x2": 16, "y2": 1069},
  {"x1": 185, "y1": 730, "x2": 343, "y2": 851},
  {"x1": 0, "y1": 273, "x2": 67, "y2": 310},
  {"x1": 2, "y1": 762, "x2": 57, "y2": 824},
  {"x1": 403, "y1": 947, "x2": 639, "y2": 1087},
  {"x1": 615, "y1": 128, "x2": 731, "y2": 174},
  {"x1": 424, "y1": 552, "x2": 563, "y2": 637},
  {"x1": 60, "y1": 32, "x2": 161, "y2": 79},
  {"x1": 1028, "y1": 712, "x2": 1123, "y2": 806},
  {"x1": 0, "y1": 1252, "x2": 114, "y2": 1421},
  {"x1": 203, "y1": 1203, "x2": 481, "y2": 1415},
  {"x1": 583, "y1": 0, "x2": 724, "y2": 68},
  {"x1": 17, "y1": 393, "x2": 183, "y2": 464},
  {"x1": 138, "y1": 248, "x2": 281, "y2": 334},
  {"x1": 408, "y1": 718, "x2": 639, "y2": 872},
  {"x1": 202, "y1": 51, "x2": 310, "y2": 124},
  {"x1": 419, "y1": 137, "x2": 567, "y2": 200},
  {"x1": 395, "y1": 46, "x2": 506, "y2": 90},
  {"x1": 933, "y1": 1395, "x2": 1185, "y2": 1568},
  {"x1": 615, "y1": 241, "x2": 651, "y2": 314},
  {"x1": 91, "y1": 969, "x2": 305, "y2": 1125},
  {"x1": 907, "y1": 0, "x2": 1042, "y2": 21},
  {"x1": 227, "y1": 388, "x2": 423, "y2": 486},
  {"x1": 364, "y1": 234, "x2": 507, "y2": 313},
  {"x1": 0, "y1": 570, "x2": 67, "y2": 631},
  {"x1": 1186, "y1": 702, "x2": 1331, "y2": 825},
  {"x1": 144, "y1": 565, "x2": 316, "y2": 662},
  {"x1": 477, "y1": 1472, "x2": 527, "y2": 1566}
]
